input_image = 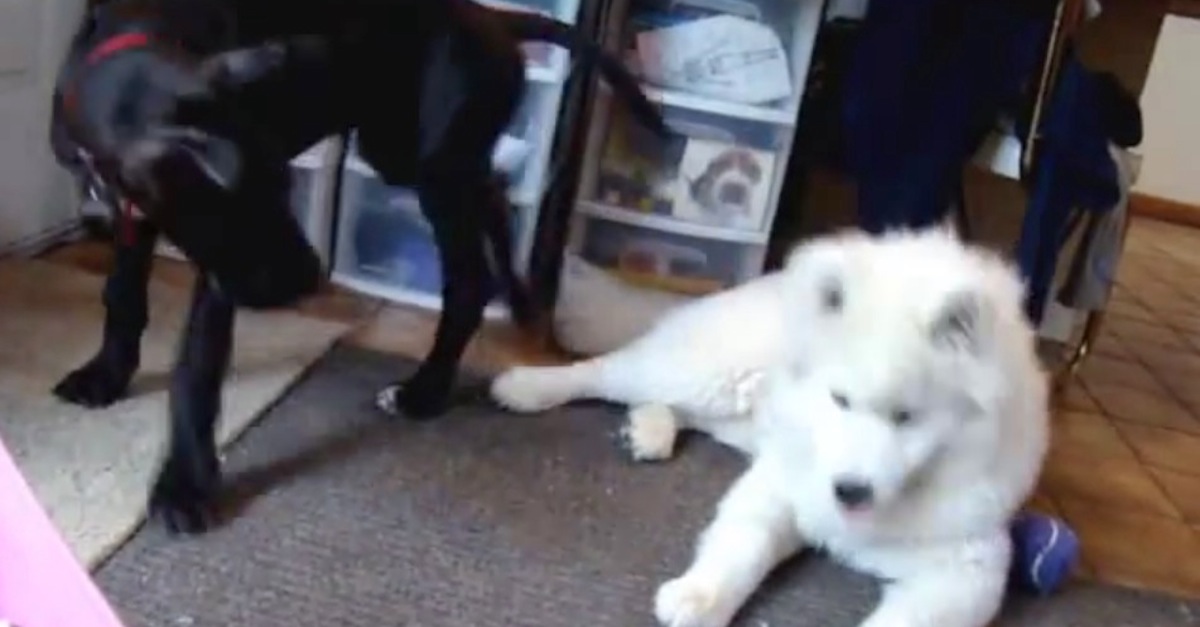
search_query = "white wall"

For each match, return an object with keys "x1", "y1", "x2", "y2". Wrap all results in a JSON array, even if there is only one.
[
  {"x1": 1135, "y1": 14, "x2": 1200, "y2": 205},
  {"x1": 0, "y1": 0, "x2": 85, "y2": 252}
]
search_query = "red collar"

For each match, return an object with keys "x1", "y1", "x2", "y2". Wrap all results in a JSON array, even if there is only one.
[
  {"x1": 86, "y1": 32, "x2": 152, "y2": 66},
  {"x1": 62, "y1": 32, "x2": 155, "y2": 117}
]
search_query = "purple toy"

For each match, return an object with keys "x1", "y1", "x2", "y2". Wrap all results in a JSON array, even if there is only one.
[{"x1": 1008, "y1": 512, "x2": 1080, "y2": 596}]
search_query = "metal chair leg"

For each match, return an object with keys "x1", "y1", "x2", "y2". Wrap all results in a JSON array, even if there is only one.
[
  {"x1": 1054, "y1": 309, "x2": 1103, "y2": 391},
  {"x1": 1054, "y1": 199, "x2": 1135, "y2": 391}
]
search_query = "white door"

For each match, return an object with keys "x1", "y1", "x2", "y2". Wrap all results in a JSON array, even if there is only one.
[{"x1": 0, "y1": 0, "x2": 85, "y2": 253}]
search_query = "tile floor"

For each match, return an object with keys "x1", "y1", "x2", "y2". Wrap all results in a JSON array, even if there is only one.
[
  {"x1": 39, "y1": 216, "x2": 1200, "y2": 600},
  {"x1": 1030, "y1": 217, "x2": 1200, "y2": 599}
]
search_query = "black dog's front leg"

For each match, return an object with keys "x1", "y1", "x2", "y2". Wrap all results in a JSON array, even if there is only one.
[
  {"x1": 54, "y1": 220, "x2": 159, "y2": 407},
  {"x1": 149, "y1": 273, "x2": 235, "y2": 534}
]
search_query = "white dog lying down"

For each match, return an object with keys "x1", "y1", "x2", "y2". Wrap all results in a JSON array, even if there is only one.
[{"x1": 491, "y1": 228, "x2": 1050, "y2": 627}]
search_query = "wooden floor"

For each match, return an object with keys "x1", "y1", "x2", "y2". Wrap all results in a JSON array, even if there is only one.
[{"x1": 41, "y1": 238, "x2": 570, "y2": 375}]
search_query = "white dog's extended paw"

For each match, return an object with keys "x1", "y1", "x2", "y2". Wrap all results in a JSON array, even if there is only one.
[
  {"x1": 621, "y1": 404, "x2": 679, "y2": 462},
  {"x1": 654, "y1": 575, "x2": 733, "y2": 627},
  {"x1": 490, "y1": 367, "x2": 575, "y2": 413}
]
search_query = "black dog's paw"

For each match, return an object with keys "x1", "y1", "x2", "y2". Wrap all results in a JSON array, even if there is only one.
[
  {"x1": 52, "y1": 357, "x2": 135, "y2": 408},
  {"x1": 375, "y1": 384, "x2": 403, "y2": 416},
  {"x1": 148, "y1": 458, "x2": 222, "y2": 535},
  {"x1": 375, "y1": 381, "x2": 451, "y2": 420}
]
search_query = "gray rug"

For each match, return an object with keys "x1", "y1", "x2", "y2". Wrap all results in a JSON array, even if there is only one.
[{"x1": 96, "y1": 346, "x2": 1200, "y2": 626}]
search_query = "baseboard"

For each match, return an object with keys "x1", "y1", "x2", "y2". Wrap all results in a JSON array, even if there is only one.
[
  {"x1": 1170, "y1": 0, "x2": 1200, "y2": 18},
  {"x1": 1130, "y1": 192, "x2": 1200, "y2": 228},
  {"x1": 0, "y1": 219, "x2": 85, "y2": 258}
]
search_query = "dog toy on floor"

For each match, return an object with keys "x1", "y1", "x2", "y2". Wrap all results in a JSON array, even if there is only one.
[{"x1": 1008, "y1": 512, "x2": 1080, "y2": 596}]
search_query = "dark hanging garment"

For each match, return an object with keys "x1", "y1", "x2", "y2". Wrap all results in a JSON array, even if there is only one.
[
  {"x1": 839, "y1": 0, "x2": 1054, "y2": 233},
  {"x1": 1014, "y1": 51, "x2": 1142, "y2": 323},
  {"x1": 837, "y1": 0, "x2": 1141, "y2": 324}
]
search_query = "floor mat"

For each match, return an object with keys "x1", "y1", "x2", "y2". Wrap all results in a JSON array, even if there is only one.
[
  {"x1": 0, "y1": 259, "x2": 349, "y2": 567},
  {"x1": 97, "y1": 346, "x2": 1200, "y2": 626}
]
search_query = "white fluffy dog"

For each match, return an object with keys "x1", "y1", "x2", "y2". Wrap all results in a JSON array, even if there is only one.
[{"x1": 491, "y1": 228, "x2": 1050, "y2": 627}]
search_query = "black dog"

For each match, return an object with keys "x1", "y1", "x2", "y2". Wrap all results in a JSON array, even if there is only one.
[{"x1": 51, "y1": 0, "x2": 665, "y2": 534}]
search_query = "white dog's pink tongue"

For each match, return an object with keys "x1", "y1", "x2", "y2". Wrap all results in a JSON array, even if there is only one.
[{"x1": 841, "y1": 504, "x2": 873, "y2": 522}]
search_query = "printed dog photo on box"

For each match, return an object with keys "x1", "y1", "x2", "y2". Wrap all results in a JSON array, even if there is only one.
[
  {"x1": 673, "y1": 138, "x2": 775, "y2": 230},
  {"x1": 595, "y1": 105, "x2": 782, "y2": 227}
]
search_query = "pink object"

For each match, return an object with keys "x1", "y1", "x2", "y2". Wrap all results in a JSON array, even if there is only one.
[{"x1": 0, "y1": 437, "x2": 125, "y2": 627}]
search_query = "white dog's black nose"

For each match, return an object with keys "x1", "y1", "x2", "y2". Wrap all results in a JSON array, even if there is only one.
[{"x1": 833, "y1": 479, "x2": 874, "y2": 508}]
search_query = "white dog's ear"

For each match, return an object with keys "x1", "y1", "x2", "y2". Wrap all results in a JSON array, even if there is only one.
[
  {"x1": 818, "y1": 275, "x2": 844, "y2": 313},
  {"x1": 929, "y1": 288, "x2": 987, "y2": 353},
  {"x1": 783, "y1": 231, "x2": 861, "y2": 315},
  {"x1": 930, "y1": 220, "x2": 964, "y2": 242}
]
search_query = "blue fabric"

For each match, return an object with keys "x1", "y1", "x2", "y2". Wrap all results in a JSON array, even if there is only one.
[{"x1": 1015, "y1": 52, "x2": 1132, "y2": 323}]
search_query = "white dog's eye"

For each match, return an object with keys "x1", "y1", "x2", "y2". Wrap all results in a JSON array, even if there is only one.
[
  {"x1": 831, "y1": 391, "x2": 849, "y2": 409},
  {"x1": 891, "y1": 409, "x2": 914, "y2": 426},
  {"x1": 820, "y1": 278, "x2": 843, "y2": 313}
]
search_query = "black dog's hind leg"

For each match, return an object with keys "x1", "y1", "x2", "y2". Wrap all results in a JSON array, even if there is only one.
[
  {"x1": 375, "y1": 173, "x2": 498, "y2": 419},
  {"x1": 373, "y1": 32, "x2": 525, "y2": 419},
  {"x1": 482, "y1": 174, "x2": 537, "y2": 328},
  {"x1": 148, "y1": 273, "x2": 235, "y2": 534},
  {"x1": 54, "y1": 219, "x2": 159, "y2": 407}
]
